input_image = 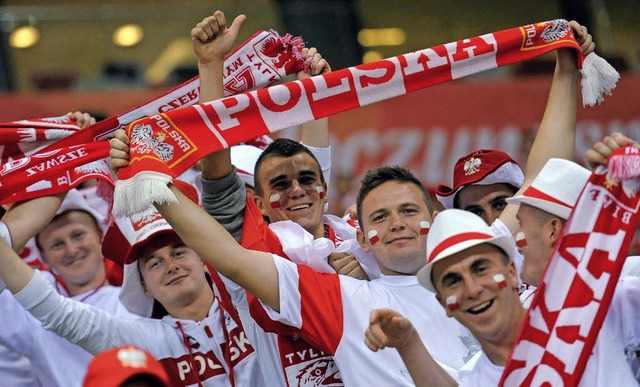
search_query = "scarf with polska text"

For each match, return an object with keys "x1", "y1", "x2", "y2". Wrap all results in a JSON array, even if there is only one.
[
  {"x1": 109, "y1": 19, "x2": 619, "y2": 216},
  {"x1": 0, "y1": 20, "x2": 619, "y2": 211},
  {"x1": 500, "y1": 145, "x2": 640, "y2": 386},
  {"x1": 0, "y1": 29, "x2": 308, "y2": 204}
]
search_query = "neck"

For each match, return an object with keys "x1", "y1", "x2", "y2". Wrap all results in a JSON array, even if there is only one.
[
  {"x1": 310, "y1": 222, "x2": 325, "y2": 240},
  {"x1": 166, "y1": 288, "x2": 215, "y2": 321},
  {"x1": 480, "y1": 304, "x2": 526, "y2": 366},
  {"x1": 67, "y1": 272, "x2": 108, "y2": 297}
]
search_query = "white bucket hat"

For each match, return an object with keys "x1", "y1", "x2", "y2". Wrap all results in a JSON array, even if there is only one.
[
  {"x1": 417, "y1": 209, "x2": 517, "y2": 293},
  {"x1": 506, "y1": 158, "x2": 591, "y2": 219}
]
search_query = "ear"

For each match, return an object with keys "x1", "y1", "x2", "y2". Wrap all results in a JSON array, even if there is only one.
[
  {"x1": 356, "y1": 228, "x2": 371, "y2": 253},
  {"x1": 253, "y1": 194, "x2": 269, "y2": 217},
  {"x1": 547, "y1": 218, "x2": 564, "y2": 245}
]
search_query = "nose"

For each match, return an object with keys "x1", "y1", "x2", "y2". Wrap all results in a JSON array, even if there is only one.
[
  {"x1": 463, "y1": 275, "x2": 484, "y2": 299},
  {"x1": 288, "y1": 180, "x2": 306, "y2": 199},
  {"x1": 388, "y1": 212, "x2": 406, "y2": 232},
  {"x1": 485, "y1": 209, "x2": 499, "y2": 226},
  {"x1": 166, "y1": 258, "x2": 180, "y2": 274},
  {"x1": 64, "y1": 239, "x2": 82, "y2": 257}
]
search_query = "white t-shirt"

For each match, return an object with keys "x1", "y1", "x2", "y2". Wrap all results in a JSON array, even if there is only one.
[
  {"x1": 14, "y1": 271, "x2": 265, "y2": 387},
  {"x1": 0, "y1": 278, "x2": 135, "y2": 387},
  {"x1": 462, "y1": 278, "x2": 640, "y2": 386},
  {"x1": 258, "y1": 255, "x2": 480, "y2": 386}
]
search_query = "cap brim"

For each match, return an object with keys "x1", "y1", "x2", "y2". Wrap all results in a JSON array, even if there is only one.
[
  {"x1": 506, "y1": 196, "x2": 571, "y2": 219},
  {"x1": 418, "y1": 234, "x2": 516, "y2": 293}
]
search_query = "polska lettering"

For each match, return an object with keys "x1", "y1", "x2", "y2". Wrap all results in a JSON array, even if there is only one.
[
  {"x1": 151, "y1": 115, "x2": 191, "y2": 153},
  {"x1": 164, "y1": 330, "x2": 253, "y2": 384}
]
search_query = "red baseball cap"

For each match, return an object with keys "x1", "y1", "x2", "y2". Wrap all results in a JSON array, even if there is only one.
[
  {"x1": 435, "y1": 149, "x2": 524, "y2": 209},
  {"x1": 83, "y1": 345, "x2": 169, "y2": 387}
]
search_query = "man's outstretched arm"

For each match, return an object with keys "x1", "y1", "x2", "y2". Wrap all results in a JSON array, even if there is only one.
[{"x1": 155, "y1": 183, "x2": 281, "y2": 310}]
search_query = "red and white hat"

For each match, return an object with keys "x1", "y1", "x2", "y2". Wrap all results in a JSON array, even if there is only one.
[
  {"x1": 231, "y1": 144, "x2": 264, "y2": 188},
  {"x1": 102, "y1": 180, "x2": 198, "y2": 317},
  {"x1": 506, "y1": 158, "x2": 590, "y2": 219},
  {"x1": 435, "y1": 149, "x2": 524, "y2": 209},
  {"x1": 417, "y1": 209, "x2": 517, "y2": 293},
  {"x1": 83, "y1": 345, "x2": 169, "y2": 387}
]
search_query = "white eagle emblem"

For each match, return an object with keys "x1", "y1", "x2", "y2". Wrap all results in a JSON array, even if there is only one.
[
  {"x1": 541, "y1": 19, "x2": 570, "y2": 43},
  {"x1": 130, "y1": 123, "x2": 174, "y2": 162},
  {"x1": 464, "y1": 157, "x2": 482, "y2": 175}
]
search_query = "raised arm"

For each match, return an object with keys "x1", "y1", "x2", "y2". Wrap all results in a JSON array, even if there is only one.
[
  {"x1": 155, "y1": 183, "x2": 281, "y2": 310},
  {"x1": 299, "y1": 47, "x2": 332, "y2": 148},
  {"x1": 499, "y1": 20, "x2": 595, "y2": 232},
  {"x1": 365, "y1": 308, "x2": 457, "y2": 387},
  {"x1": 196, "y1": 11, "x2": 246, "y2": 180},
  {"x1": 2, "y1": 194, "x2": 65, "y2": 252}
]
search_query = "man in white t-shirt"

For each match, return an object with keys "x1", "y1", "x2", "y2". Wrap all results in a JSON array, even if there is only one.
[{"x1": 149, "y1": 165, "x2": 478, "y2": 386}]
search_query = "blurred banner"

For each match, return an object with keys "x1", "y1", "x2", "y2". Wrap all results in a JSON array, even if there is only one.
[{"x1": 0, "y1": 74, "x2": 638, "y2": 214}]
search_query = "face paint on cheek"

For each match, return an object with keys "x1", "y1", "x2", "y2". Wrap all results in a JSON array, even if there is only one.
[
  {"x1": 420, "y1": 221, "x2": 430, "y2": 235},
  {"x1": 315, "y1": 185, "x2": 325, "y2": 199},
  {"x1": 368, "y1": 229, "x2": 379, "y2": 245},
  {"x1": 516, "y1": 232, "x2": 527, "y2": 248},
  {"x1": 493, "y1": 273, "x2": 508, "y2": 289},
  {"x1": 446, "y1": 295, "x2": 460, "y2": 311},
  {"x1": 270, "y1": 193, "x2": 281, "y2": 209}
]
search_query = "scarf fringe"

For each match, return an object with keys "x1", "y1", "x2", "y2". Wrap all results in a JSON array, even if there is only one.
[
  {"x1": 580, "y1": 52, "x2": 620, "y2": 107},
  {"x1": 95, "y1": 179, "x2": 115, "y2": 226},
  {"x1": 112, "y1": 172, "x2": 176, "y2": 217}
]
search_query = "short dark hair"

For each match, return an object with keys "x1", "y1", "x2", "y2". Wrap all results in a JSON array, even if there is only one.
[
  {"x1": 253, "y1": 138, "x2": 324, "y2": 196},
  {"x1": 356, "y1": 166, "x2": 433, "y2": 227}
]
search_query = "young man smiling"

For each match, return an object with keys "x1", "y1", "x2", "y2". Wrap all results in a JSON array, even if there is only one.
[{"x1": 147, "y1": 165, "x2": 477, "y2": 386}]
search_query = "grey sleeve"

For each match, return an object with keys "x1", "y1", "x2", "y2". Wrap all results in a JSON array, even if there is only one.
[{"x1": 200, "y1": 166, "x2": 247, "y2": 243}]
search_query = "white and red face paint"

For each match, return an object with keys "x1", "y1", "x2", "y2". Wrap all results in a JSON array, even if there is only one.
[
  {"x1": 446, "y1": 295, "x2": 459, "y2": 311},
  {"x1": 419, "y1": 221, "x2": 430, "y2": 235},
  {"x1": 368, "y1": 229, "x2": 379, "y2": 245},
  {"x1": 515, "y1": 232, "x2": 527, "y2": 248},
  {"x1": 493, "y1": 273, "x2": 508, "y2": 289},
  {"x1": 315, "y1": 185, "x2": 325, "y2": 199},
  {"x1": 269, "y1": 193, "x2": 281, "y2": 209}
]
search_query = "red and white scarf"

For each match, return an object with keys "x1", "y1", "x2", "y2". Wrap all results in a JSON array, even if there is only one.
[
  {"x1": 109, "y1": 19, "x2": 618, "y2": 216},
  {"x1": 0, "y1": 29, "x2": 307, "y2": 204},
  {"x1": 500, "y1": 146, "x2": 640, "y2": 386}
]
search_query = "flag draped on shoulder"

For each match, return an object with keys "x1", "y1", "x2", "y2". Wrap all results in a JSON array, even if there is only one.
[
  {"x1": 109, "y1": 19, "x2": 620, "y2": 216},
  {"x1": 0, "y1": 29, "x2": 308, "y2": 204},
  {"x1": 500, "y1": 146, "x2": 640, "y2": 386}
]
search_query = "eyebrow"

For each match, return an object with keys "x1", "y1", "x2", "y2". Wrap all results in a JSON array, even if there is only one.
[
  {"x1": 267, "y1": 169, "x2": 319, "y2": 187},
  {"x1": 439, "y1": 257, "x2": 492, "y2": 285},
  {"x1": 470, "y1": 257, "x2": 491, "y2": 271},
  {"x1": 489, "y1": 195, "x2": 510, "y2": 204}
]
